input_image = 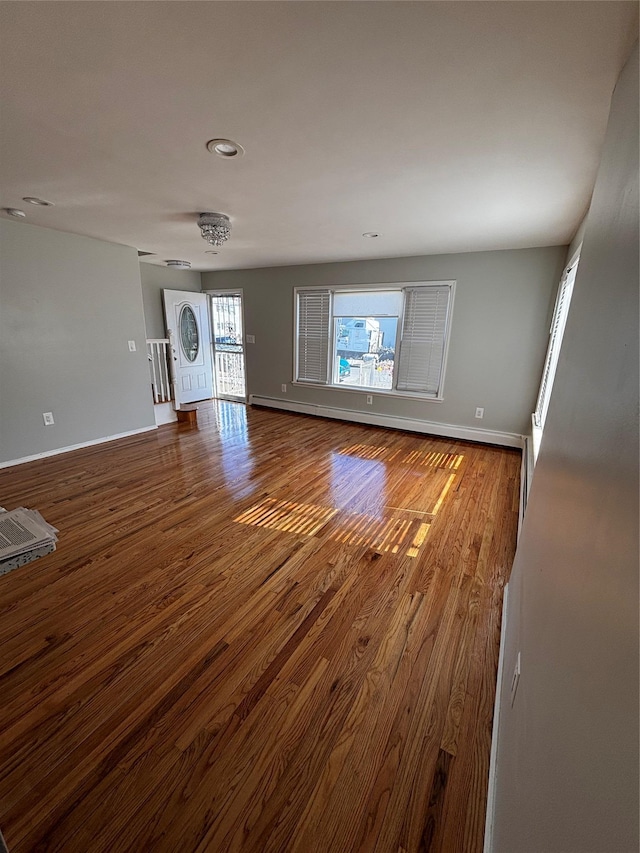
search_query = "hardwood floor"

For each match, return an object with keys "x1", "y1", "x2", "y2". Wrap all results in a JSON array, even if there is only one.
[{"x1": 0, "y1": 402, "x2": 520, "y2": 852}]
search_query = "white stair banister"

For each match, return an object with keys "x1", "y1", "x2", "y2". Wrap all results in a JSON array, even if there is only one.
[{"x1": 146, "y1": 339, "x2": 173, "y2": 404}]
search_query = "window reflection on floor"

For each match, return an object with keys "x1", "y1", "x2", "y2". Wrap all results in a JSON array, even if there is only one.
[
  {"x1": 232, "y1": 435, "x2": 464, "y2": 559},
  {"x1": 234, "y1": 498, "x2": 337, "y2": 536},
  {"x1": 339, "y1": 443, "x2": 464, "y2": 470},
  {"x1": 214, "y1": 401, "x2": 255, "y2": 499}
]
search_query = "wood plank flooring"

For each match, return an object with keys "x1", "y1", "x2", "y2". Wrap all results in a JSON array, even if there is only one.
[{"x1": 0, "y1": 402, "x2": 520, "y2": 852}]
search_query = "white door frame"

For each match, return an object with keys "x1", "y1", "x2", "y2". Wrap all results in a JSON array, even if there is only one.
[{"x1": 204, "y1": 288, "x2": 247, "y2": 402}]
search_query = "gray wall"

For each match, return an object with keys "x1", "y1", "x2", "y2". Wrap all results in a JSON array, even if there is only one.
[
  {"x1": 204, "y1": 246, "x2": 565, "y2": 436},
  {"x1": 492, "y1": 44, "x2": 638, "y2": 853},
  {"x1": 139, "y1": 262, "x2": 202, "y2": 340},
  {"x1": 0, "y1": 221, "x2": 155, "y2": 463}
]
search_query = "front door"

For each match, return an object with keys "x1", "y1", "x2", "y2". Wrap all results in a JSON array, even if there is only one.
[
  {"x1": 163, "y1": 289, "x2": 213, "y2": 406},
  {"x1": 210, "y1": 291, "x2": 247, "y2": 402}
]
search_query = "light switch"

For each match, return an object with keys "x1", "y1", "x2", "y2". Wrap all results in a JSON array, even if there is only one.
[
  {"x1": 246, "y1": 334, "x2": 255, "y2": 344},
  {"x1": 128, "y1": 340, "x2": 137, "y2": 352}
]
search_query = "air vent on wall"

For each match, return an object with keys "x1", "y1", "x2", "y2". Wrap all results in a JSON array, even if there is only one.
[{"x1": 137, "y1": 251, "x2": 154, "y2": 257}]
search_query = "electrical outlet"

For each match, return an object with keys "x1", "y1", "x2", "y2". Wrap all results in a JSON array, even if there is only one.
[
  {"x1": 510, "y1": 652, "x2": 521, "y2": 706},
  {"x1": 246, "y1": 334, "x2": 255, "y2": 344},
  {"x1": 281, "y1": 384, "x2": 287, "y2": 393},
  {"x1": 43, "y1": 412, "x2": 55, "y2": 426},
  {"x1": 366, "y1": 395, "x2": 373, "y2": 405},
  {"x1": 128, "y1": 340, "x2": 137, "y2": 352},
  {"x1": 475, "y1": 407, "x2": 484, "y2": 419}
]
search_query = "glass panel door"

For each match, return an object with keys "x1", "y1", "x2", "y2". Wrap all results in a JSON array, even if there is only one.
[{"x1": 210, "y1": 293, "x2": 246, "y2": 401}]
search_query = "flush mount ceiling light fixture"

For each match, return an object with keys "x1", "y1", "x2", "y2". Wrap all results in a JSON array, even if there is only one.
[
  {"x1": 165, "y1": 260, "x2": 192, "y2": 270},
  {"x1": 362, "y1": 232, "x2": 379, "y2": 238},
  {"x1": 4, "y1": 208, "x2": 26, "y2": 218},
  {"x1": 206, "y1": 138, "x2": 244, "y2": 158},
  {"x1": 22, "y1": 196, "x2": 54, "y2": 206},
  {"x1": 198, "y1": 212, "x2": 231, "y2": 247}
]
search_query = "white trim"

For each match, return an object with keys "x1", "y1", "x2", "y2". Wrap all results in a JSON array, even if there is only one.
[
  {"x1": 0, "y1": 425, "x2": 157, "y2": 469},
  {"x1": 202, "y1": 287, "x2": 244, "y2": 297},
  {"x1": 531, "y1": 414, "x2": 543, "y2": 464},
  {"x1": 565, "y1": 246, "x2": 582, "y2": 271},
  {"x1": 517, "y1": 435, "x2": 532, "y2": 540},
  {"x1": 484, "y1": 581, "x2": 510, "y2": 853},
  {"x1": 153, "y1": 402, "x2": 178, "y2": 426},
  {"x1": 291, "y1": 379, "x2": 444, "y2": 402},
  {"x1": 249, "y1": 395, "x2": 524, "y2": 448},
  {"x1": 294, "y1": 279, "x2": 456, "y2": 293}
]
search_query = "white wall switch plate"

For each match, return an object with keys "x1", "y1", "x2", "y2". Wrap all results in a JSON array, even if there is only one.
[
  {"x1": 43, "y1": 412, "x2": 55, "y2": 426},
  {"x1": 281, "y1": 384, "x2": 287, "y2": 393},
  {"x1": 128, "y1": 340, "x2": 137, "y2": 352},
  {"x1": 475, "y1": 407, "x2": 484, "y2": 419},
  {"x1": 366, "y1": 395, "x2": 373, "y2": 405},
  {"x1": 246, "y1": 334, "x2": 255, "y2": 344}
]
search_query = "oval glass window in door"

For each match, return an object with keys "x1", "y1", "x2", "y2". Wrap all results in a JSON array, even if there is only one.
[{"x1": 179, "y1": 305, "x2": 200, "y2": 362}]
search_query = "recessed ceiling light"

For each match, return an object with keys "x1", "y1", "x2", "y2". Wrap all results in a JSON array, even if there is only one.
[
  {"x1": 165, "y1": 260, "x2": 192, "y2": 270},
  {"x1": 362, "y1": 232, "x2": 379, "y2": 238},
  {"x1": 206, "y1": 138, "x2": 245, "y2": 158},
  {"x1": 205, "y1": 250, "x2": 218, "y2": 255},
  {"x1": 4, "y1": 208, "x2": 26, "y2": 218},
  {"x1": 22, "y1": 197, "x2": 54, "y2": 206}
]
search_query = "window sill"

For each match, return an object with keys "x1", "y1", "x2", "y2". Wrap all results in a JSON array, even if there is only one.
[{"x1": 292, "y1": 380, "x2": 444, "y2": 403}]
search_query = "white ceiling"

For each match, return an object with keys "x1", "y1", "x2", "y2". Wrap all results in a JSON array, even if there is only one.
[{"x1": 0, "y1": 2, "x2": 637, "y2": 271}]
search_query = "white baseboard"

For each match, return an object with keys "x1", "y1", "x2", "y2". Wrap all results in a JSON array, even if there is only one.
[
  {"x1": 249, "y1": 395, "x2": 524, "y2": 449},
  {"x1": 0, "y1": 425, "x2": 157, "y2": 469},
  {"x1": 154, "y1": 402, "x2": 178, "y2": 426},
  {"x1": 484, "y1": 582, "x2": 510, "y2": 853}
]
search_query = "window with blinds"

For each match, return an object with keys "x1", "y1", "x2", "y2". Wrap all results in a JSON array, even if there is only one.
[
  {"x1": 296, "y1": 290, "x2": 331, "y2": 383},
  {"x1": 396, "y1": 285, "x2": 452, "y2": 395},
  {"x1": 294, "y1": 282, "x2": 454, "y2": 398},
  {"x1": 533, "y1": 261, "x2": 577, "y2": 430}
]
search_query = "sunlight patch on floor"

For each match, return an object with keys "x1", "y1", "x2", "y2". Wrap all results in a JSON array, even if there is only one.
[
  {"x1": 234, "y1": 497, "x2": 433, "y2": 558},
  {"x1": 234, "y1": 498, "x2": 337, "y2": 536},
  {"x1": 338, "y1": 443, "x2": 464, "y2": 470},
  {"x1": 402, "y1": 450, "x2": 464, "y2": 469},
  {"x1": 331, "y1": 512, "x2": 432, "y2": 557}
]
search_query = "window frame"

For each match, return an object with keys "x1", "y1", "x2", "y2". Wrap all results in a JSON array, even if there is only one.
[
  {"x1": 531, "y1": 257, "x2": 578, "y2": 463},
  {"x1": 293, "y1": 281, "x2": 455, "y2": 401},
  {"x1": 533, "y1": 261, "x2": 578, "y2": 429}
]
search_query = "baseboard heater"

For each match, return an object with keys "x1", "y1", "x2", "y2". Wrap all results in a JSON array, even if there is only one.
[{"x1": 249, "y1": 394, "x2": 524, "y2": 449}]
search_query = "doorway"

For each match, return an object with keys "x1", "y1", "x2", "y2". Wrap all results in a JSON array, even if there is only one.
[{"x1": 209, "y1": 291, "x2": 247, "y2": 402}]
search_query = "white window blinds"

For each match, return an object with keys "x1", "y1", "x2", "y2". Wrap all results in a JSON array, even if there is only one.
[
  {"x1": 533, "y1": 262, "x2": 577, "y2": 429},
  {"x1": 296, "y1": 290, "x2": 331, "y2": 383},
  {"x1": 396, "y1": 285, "x2": 452, "y2": 396}
]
